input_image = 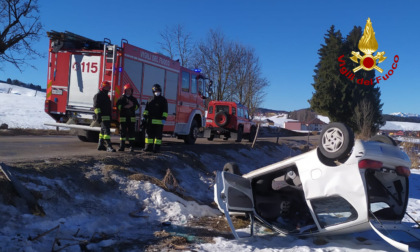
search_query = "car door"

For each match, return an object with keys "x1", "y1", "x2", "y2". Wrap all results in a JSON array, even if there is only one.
[{"x1": 214, "y1": 171, "x2": 255, "y2": 238}]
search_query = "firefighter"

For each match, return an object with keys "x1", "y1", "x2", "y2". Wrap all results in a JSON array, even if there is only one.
[
  {"x1": 116, "y1": 83, "x2": 139, "y2": 152},
  {"x1": 143, "y1": 83, "x2": 168, "y2": 153},
  {"x1": 94, "y1": 81, "x2": 116, "y2": 152}
]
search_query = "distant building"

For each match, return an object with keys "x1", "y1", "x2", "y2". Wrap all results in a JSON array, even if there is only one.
[{"x1": 284, "y1": 118, "x2": 326, "y2": 131}]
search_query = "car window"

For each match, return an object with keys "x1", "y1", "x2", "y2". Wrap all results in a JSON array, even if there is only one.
[
  {"x1": 208, "y1": 106, "x2": 213, "y2": 114},
  {"x1": 310, "y1": 196, "x2": 358, "y2": 228},
  {"x1": 232, "y1": 107, "x2": 236, "y2": 115},
  {"x1": 245, "y1": 109, "x2": 249, "y2": 119},
  {"x1": 216, "y1": 105, "x2": 229, "y2": 113}
]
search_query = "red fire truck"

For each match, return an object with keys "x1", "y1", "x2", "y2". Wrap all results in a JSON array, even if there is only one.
[{"x1": 44, "y1": 31, "x2": 212, "y2": 145}]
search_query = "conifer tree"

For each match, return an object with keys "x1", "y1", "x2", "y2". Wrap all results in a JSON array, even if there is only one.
[{"x1": 309, "y1": 26, "x2": 350, "y2": 124}]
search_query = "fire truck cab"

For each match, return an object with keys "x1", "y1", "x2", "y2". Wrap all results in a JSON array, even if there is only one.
[{"x1": 44, "y1": 31, "x2": 212, "y2": 145}]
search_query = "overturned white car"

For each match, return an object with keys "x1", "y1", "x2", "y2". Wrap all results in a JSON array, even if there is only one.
[{"x1": 214, "y1": 123, "x2": 420, "y2": 251}]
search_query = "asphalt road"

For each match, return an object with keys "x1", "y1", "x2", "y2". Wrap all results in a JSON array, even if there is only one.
[{"x1": 0, "y1": 134, "x2": 320, "y2": 163}]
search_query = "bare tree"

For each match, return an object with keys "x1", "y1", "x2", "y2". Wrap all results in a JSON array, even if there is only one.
[
  {"x1": 229, "y1": 45, "x2": 268, "y2": 115},
  {"x1": 195, "y1": 30, "x2": 268, "y2": 115},
  {"x1": 195, "y1": 29, "x2": 240, "y2": 101},
  {"x1": 0, "y1": 0, "x2": 43, "y2": 71},
  {"x1": 354, "y1": 98, "x2": 377, "y2": 139},
  {"x1": 159, "y1": 24, "x2": 193, "y2": 67}
]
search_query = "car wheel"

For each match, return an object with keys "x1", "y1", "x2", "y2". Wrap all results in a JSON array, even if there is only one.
[
  {"x1": 223, "y1": 162, "x2": 241, "y2": 175},
  {"x1": 248, "y1": 126, "x2": 257, "y2": 142},
  {"x1": 215, "y1": 111, "x2": 229, "y2": 127},
  {"x1": 370, "y1": 135, "x2": 397, "y2": 146},
  {"x1": 236, "y1": 126, "x2": 243, "y2": 142},
  {"x1": 184, "y1": 120, "x2": 198, "y2": 144},
  {"x1": 319, "y1": 122, "x2": 354, "y2": 160},
  {"x1": 207, "y1": 134, "x2": 214, "y2": 141}
]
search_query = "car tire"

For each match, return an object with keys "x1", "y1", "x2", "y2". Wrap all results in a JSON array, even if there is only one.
[
  {"x1": 223, "y1": 162, "x2": 241, "y2": 175},
  {"x1": 184, "y1": 120, "x2": 198, "y2": 144},
  {"x1": 319, "y1": 122, "x2": 354, "y2": 160},
  {"x1": 370, "y1": 135, "x2": 397, "y2": 146},
  {"x1": 215, "y1": 111, "x2": 229, "y2": 127},
  {"x1": 207, "y1": 134, "x2": 214, "y2": 141},
  {"x1": 236, "y1": 126, "x2": 243, "y2": 142},
  {"x1": 248, "y1": 126, "x2": 257, "y2": 142}
]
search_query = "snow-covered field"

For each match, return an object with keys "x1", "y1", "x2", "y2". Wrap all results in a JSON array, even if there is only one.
[
  {"x1": 1, "y1": 82, "x2": 420, "y2": 251},
  {"x1": 0, "y1": 83, "x2": 56, "y2": 129}
]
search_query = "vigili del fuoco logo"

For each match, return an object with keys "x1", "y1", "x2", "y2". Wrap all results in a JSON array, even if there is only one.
[{"x1": 337, "y1": 18, "x2": 399, "y2": 85}]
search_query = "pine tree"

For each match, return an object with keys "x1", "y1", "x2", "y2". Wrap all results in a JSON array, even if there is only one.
[{"x1": 309, "y1": 26, "x2": 350, "y2": 124}]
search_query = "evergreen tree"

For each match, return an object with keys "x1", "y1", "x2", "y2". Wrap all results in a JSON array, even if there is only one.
[{"x1": 309, "y1": 26, "x2": 350, "y2": 124}]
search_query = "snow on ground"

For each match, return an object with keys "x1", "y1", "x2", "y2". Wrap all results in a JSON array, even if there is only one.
[
  {"x1": 0, "y1": 83, "x2": 56, "y2": 129},
  {"x1": 1, "y1": 83, "x2": 420, "y2": 251},
  {"x1": 381, "y1": 121, "x2": 420, "y2": 131}
]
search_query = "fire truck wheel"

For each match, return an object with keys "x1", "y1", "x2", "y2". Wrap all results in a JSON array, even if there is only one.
[
  {"x1": 77, "y1": 130, "x2": 99, "y2": 142},
  {"x1": 215, "y1": 111, "x2": 229, "y2": 127},
  {"x1": 207, "y1": 134, "x2": 214, "y2": 141},
  {"x1": 184, "y1": 120, "x2": 198, "y2": 144},
  {"x1": 77, "y1": 135, "x2": 89, "y2": 142},
  {"x1": 134, "y1": 129, "x2": 146, "y2": 148},
  {"x1": 86, "y1": 131, "x2": 99, "y2": 142}
]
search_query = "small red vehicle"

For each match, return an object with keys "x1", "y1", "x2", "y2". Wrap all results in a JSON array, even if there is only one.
[{"x1": 204, "y1": 101, "x2": 257, "y2": 142}]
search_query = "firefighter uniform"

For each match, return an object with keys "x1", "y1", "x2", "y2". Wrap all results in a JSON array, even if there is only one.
[
  {"x1": 143, "y1": 84, "x2": 168, "y2": 153},
  {"x1": 116, "y1": 84, "x2": 139, "y2": 152},
  {"x1": 93, "y1": 81, "x2": 115, "y2": 152}
]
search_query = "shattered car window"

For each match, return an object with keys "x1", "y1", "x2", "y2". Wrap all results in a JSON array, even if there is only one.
[{"x1": 311, "y1": 196, "x2": 358, "y2": 228}]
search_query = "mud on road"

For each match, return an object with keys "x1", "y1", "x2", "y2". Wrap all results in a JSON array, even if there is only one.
[{"x1": 0, "y1": 130, "x2": 311, "y2": 251}]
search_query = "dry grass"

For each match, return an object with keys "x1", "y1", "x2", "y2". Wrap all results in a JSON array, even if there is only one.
[{"x1": 400, "y1": 142, "x2": 420, "y2": 169}]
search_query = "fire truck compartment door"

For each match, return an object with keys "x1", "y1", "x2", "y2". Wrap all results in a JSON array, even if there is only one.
[{"x1": 68, "y1": 55, "x2": 101, "y2": 108}]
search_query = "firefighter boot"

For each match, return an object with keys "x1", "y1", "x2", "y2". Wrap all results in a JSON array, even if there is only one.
[
  {"x1": 105, "y1": 140, "x2": 116, "y2": 152},
  {"x1": 143, "y1": 144, "x2": 153, "y2": 152},
  {"x1": 97, "y1": 139, "x2": 106, "y2": 151},
  {"x1": 128, "y1": 141, "x2": 135, "y2": 152},
  {"x1": 153, "y1": 144, "x2": 160, "y2": 153},
  {"x1": 118, "y1": 141, "x2": 125, "y2": 152}
]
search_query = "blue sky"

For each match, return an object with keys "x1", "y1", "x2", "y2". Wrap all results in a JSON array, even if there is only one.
[{"x1": 2, "y1": 0, "x2": 419, "y2": 115}]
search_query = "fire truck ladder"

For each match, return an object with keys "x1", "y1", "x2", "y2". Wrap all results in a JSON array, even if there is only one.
[{"x1": 102, "y1": 42, "x2": 117, "y2": 101}]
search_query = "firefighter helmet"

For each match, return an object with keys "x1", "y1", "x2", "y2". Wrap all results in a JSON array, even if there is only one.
[
  {"x1": 152, "y1": 83, "x2": 162, "y2": 93},
  {"x1": 101, "y1": 81, "x2": 111, "y2": 91},
  {"x1": 123, "y1": 83, "x2": 132, "y2": 93}
]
